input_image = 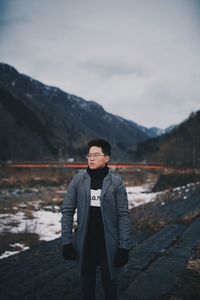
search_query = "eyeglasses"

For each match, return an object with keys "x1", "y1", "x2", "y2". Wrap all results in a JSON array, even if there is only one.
[{"x1": 86, "y1": 153, "x2": 105, "y2": 160}]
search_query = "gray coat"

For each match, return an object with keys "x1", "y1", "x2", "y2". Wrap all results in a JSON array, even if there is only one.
[{"x1": 61, "y1": 170, "x2": 131, "y2": 279}]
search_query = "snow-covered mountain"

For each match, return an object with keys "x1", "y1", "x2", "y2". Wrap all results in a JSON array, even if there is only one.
[{"x1": 134, "y1": 124, "x2": 174, "y2": 138}]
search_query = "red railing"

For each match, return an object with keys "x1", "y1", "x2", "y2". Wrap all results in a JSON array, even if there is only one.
[{"x1": 1, "y1": 162, "x2": 165, "y2": 169}]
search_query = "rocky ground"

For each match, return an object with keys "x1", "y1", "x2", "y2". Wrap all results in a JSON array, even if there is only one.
[{"x1": 0, "y1": 175, "x2": 200, "y2": 300}]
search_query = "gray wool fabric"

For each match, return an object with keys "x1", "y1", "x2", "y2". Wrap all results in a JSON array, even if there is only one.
[{"x1": 61, "y1": 171, "x2": 131, "y2": 279}]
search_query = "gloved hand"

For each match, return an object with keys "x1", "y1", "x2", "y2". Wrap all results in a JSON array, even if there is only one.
[
  {"x1": 62, "y1": 243, "x2": 77, "y2": 260},
  {"x1": 113, "y1": 248, "x2": 129, "y2": 267}
]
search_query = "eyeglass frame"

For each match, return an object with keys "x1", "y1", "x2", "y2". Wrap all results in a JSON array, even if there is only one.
[{"x1": 86, "y1": 153, "x2": 107, "y2": 160}]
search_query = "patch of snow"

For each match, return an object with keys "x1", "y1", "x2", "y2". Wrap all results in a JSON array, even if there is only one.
[
  {"x1": 56, "y1": 190, "x2": 66, "y2": 194},
  {"x1": 0, "y1": 210, "x2": 61, "y2": 242},
  {"x1": 174, "y1": 187, "x2": 181, "y2": 191},
  {"x1": 18, "y1": 203, "x2": 27, "y2": 208},
  {"x1": 126, "y1": 184, "x2": 163, "y2": 208},
  {"x1": 32, "y1": 210, "x2": 61, "y2": 241},
  {"x1": 42, "y1": 205, "x2": 60, "y2": 212},
  {"x1": 0, "y1": 243, "x2": 29, "y2": 260}
]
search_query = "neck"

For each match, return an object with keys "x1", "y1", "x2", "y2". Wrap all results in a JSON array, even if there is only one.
[{"x1": 87, "y1": 165, "x2": 109, "y2": 178}]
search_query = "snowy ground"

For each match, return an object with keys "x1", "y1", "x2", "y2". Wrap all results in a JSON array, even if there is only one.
[
  {"x1": 0, "y1": 182, "x2": 197, "y2": 259},
  {"x1": 127, "y1": 184, "x2": 163, "y2": 208}
]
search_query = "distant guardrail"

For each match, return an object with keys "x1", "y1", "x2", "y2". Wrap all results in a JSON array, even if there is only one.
[{"x1": 0, "y1": 162, "x2": 173, "y2": 170}]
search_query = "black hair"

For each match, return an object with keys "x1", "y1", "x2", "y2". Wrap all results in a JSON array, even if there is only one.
[{"x1": 87, "y1": 139, "x2": 111, "y2": 156}]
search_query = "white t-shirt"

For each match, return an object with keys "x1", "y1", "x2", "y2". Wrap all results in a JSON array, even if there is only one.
[{"x1": 90, "y1": 189, "x2": 101, "y2": 207}]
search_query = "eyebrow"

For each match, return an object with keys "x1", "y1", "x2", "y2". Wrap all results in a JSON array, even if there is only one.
[{"x1": 88, "y1": 152, "x2": 103, "y2": 155}]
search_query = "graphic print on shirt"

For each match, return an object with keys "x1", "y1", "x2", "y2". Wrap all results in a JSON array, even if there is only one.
[{"x1": 90, "y1": 189, "x2": 101, "y2": 207}]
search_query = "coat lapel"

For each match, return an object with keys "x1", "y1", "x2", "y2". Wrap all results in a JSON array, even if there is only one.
[
  {"x1": 101, "y1": 173, "x2": 111, "y2": 200},
  {"x1": 83, "y1": 172, "x2": 91, "y2": 202}
]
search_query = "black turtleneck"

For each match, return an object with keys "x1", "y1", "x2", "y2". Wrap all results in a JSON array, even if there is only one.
[{"x1": 86, "y1": 166, "x2": 109, "y2": 245}]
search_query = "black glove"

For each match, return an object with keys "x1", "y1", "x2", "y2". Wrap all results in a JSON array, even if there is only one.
[
  {"x1": 62, "y1": 243, "x2": 77, "y2": 260},
  {"x1": 113, "y1": 248, "x2": 129, "y2": 267}
]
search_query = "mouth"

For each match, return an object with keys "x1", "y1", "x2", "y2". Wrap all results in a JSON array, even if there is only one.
[{"x1": 89, "y1": 162, "x2": 95, "y2": 167}]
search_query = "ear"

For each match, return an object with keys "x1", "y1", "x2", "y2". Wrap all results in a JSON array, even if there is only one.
[{"x1": 105, "y1": 155, "x2": 110, "y2": 163}]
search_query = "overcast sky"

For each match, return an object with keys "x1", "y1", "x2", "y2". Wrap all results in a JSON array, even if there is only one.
[{"x1": 0, "y1": 0, "x2": 200, "y2": 129}]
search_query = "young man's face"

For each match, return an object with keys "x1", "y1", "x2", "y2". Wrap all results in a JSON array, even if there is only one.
[{"x1": 87, "y1": 146, "x2": 110, "y2": 169}]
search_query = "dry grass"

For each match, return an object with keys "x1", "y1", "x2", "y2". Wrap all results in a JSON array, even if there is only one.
[
  {"x1": 186, "y1": 242, "x2": 200, "y2": 276},
  {"x1": 0, "y1": 178, "x2": 64, "y2": 256},
  {"x1": 179, "y1": 208, "x2": 200, "y2": 224},
  {"x1": 0, "y1": 168, "x2": 75, "y2": 188},
  {"x1": 129, "y1": 180, "x2": 200, "y2": 232},
  {"x1": 0, "y1": 186, "x2": 65, "y2": 215},
  {"x1": 187, "y1": 257, "x2": 200, "y2": 276},
  {"x1": 130, "y1": 202, "x2": 168, "y2": 232},
  {"x1": 24, "y1": 206, "x2": 35, "y2": 219},
  {"x1": 0, "y1": 232, "x2": 39, "y2": 255},
  {"x1": 0, "y1": 181, "x2": 64, "y2": 257},
  {"x1": 118, "y1": 169, "x2": 160, "y2": 187}
]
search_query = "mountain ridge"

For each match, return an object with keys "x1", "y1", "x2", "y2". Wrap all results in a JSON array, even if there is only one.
[
  {"x1": 0, "y1": 63, "x2": 155, "y2": 162},
  {"x1": 135, "y1": 110, "x2": 200, "y2": 167}
]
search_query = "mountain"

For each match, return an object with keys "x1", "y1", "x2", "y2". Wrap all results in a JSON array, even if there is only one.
[
  {"x1": 165, "y1": 124, "x2": 177, "y2": 133},
  {"x1": 135, "y1": 111, "x2": 200, "y2": 167},
  {"x1": 146, "y1": 127, "x2": 165, "y2": 137},
  {"x1": 136, "y1": 125, "x2": 165, "y2": 138},
  {"x1": 0, "y1": 63, "x2": 151, "y2": 162},
  {"x1": 134, "y1": 123, "x2": 175, "y2": 138}
]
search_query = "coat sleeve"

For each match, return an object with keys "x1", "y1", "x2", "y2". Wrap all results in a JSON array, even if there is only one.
[
  {"x1": 115, "y1": 177, "x2": 131, "y2": 250},
  {"x1": 61, "y1": 175, "x2": 77, "y2": 245}
]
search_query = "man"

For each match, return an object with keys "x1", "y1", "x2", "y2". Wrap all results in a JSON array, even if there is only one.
[{"x1": 61, "y1": 139, "x2": 131, "y2": 300}]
